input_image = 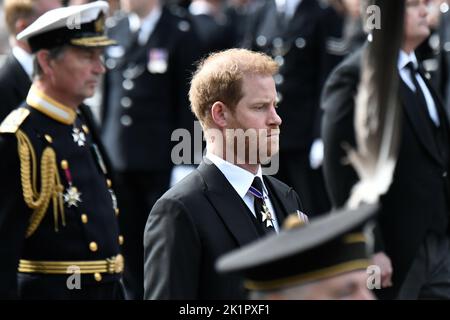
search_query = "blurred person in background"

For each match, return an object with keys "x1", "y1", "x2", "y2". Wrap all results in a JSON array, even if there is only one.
[{"x1": 0, "y1": 0, "x2": 61, "y2": 121}]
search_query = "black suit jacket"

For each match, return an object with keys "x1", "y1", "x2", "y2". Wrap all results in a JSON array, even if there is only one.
[
  {"x1": 0, "y1": 54, "x2": 31, "y2": 121},
  {"x1": 321, "y1": 48, "x2": 450, "y2": 298},
  {"x1": 101, "y1": 6, "x2": 201, "y2": 172},
  {"x1": 143, "y1": 161, "x2": 303, "y2": 299},
  {"x1": 244, "y1": 0, "x2": 332, "y2": 150}
]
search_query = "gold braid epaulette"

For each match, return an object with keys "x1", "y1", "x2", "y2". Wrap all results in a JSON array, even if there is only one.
[{"x1": 16, "y1": 130, "x2": 65, "y2": 238}]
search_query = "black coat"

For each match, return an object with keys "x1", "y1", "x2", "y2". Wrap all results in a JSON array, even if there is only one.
[
  {"x1": 321, "y1": 48, "x2": 450, "y2": 298},
  {"x1": 101, "y1": 7, "x2": 201, "y2": 172},
  {"x1": 143, "y1": 161, "x2": 303, "y2": 299},
  {"x1": 0, "y1": 54, "x2": 31, "y2": 121},
  {"x1": 0, "y1": 103, "x2": 121, "y2": 299}
]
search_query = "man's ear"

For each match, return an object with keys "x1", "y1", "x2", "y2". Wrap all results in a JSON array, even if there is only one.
[
  {"x1": 14, "y1": 18, "x2": 29, "y2": 35},
  {"x1": 36, "y1": 50, "x2": 53, "y2": 76},
  {"x1": 211, "y1": 101, "x2": 229, "y2": 128}
]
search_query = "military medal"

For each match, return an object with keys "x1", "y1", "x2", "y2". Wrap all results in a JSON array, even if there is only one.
[
  {"x1": 72, "y1": 126, "x2": 86, "y2": 147},
  {"x1": 61, "y1": 160, "x2": 82, "y2": 207},
  {"x1": 147, "y1": 48, "x2": 168, "y2": 74},
  {"x1": 63, "y1": 186, "x2": 82, "y2": 207},
  {"x1": 296, "y1": 210, "x2": 309, "y2": 224},
  {"x1": 249, "y1": 184, "x2": 274, "y2": 228},
  {"x1": 262, "y1": 204, "x2": 274, "y2": 228}
]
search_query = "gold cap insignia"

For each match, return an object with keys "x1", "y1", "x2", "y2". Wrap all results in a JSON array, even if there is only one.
[{"x1": 95, "y1": 13, "x2": 105, "y2": 33}]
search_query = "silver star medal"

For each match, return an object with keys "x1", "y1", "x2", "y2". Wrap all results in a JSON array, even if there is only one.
[
  {"x1": 72, "y1": 127, "x2": 86, "y2": 147},
  {"x1": 109, "y1": 189, "x2": 118, "y2": 212},
  {"x1": 63, "y1": 186, "x2": 82, "y2": 207},
  {"x1": 261, "y1": 204, "x2": 274, "y2": 227}
]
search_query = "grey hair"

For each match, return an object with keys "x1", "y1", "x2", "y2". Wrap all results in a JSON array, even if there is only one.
[{"x1": 32, "y1": 45, "x2": 68, "y2": 79}]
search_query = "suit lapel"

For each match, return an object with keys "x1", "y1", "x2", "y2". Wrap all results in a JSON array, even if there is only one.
[
  {"x1": 197, "y1": 162, "x2": 260, "y2": 246},
  {"x1": 421, "y1": 72, "x2": 450, "y2": 140},
  {"x1": 399, "y1": 79, "x2": 443, "y2": 165},
  {"x1": 263, "y1": 176, "x2": 298, "y2": 223}
]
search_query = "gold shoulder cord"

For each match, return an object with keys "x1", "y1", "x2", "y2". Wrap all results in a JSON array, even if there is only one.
[{"x1": 16, "y1": 130, "x2": 65, "y2": 237}]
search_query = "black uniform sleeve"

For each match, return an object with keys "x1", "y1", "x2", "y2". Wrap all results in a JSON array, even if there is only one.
[{"x1": 0, "y1": 134, "x2": 29, "y2": 299}]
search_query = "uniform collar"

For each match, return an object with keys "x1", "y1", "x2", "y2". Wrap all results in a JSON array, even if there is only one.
[
  {"x1": 398, "y1": 50, "x2": 419, "y2": 71},
  {"x1": 26, "y1": 85, "x2": 77, "y2": 125},
  {"x1": 205, "y1": 152, "x2": 267, "y2": 200}
]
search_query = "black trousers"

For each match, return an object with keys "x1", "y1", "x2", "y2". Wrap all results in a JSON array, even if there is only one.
[
  {"x1": 115, "y1": 170, "x2": 171, "y2": 300},
  {"x1": 397, "y1": 232, "x2": 450, "y2": 300},
  {"x1": 18, "y1": 274, "x2": 124, "y2": 299}
]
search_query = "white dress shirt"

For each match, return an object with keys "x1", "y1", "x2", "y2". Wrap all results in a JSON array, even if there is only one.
[
  {"x1": 205, "y1": 153, "x2": 280, "y2": 232},
  {"x1": 275, "y1": 0, "x2": 302, "y2": 21},
  {"x1": 12, "y1": 46, "x2": 33, "y2": 80},
  {"x1": 128, "y1": 5, "x2": 162, "y2": 46},
  {"x1": 398, "y1": 50, "x2": 440, "y2": 126}
]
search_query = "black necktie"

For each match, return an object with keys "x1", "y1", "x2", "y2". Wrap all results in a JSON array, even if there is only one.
[
  {"x1": 250, "y1": 177, "x2": 275, "y2": 233},
  {"x1": 405, "y1": 62, "x2": 436, "y2": 127}
]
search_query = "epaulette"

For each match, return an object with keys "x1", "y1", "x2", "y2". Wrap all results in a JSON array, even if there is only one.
[{"x1": 0, "y1": 108, "x2": 30, "y2": 134}]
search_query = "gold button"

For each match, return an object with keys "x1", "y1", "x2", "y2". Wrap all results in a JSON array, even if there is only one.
[
  {"x1": 82, "y1": 125, "x2": 89, "y2": 134},
  {"x1": 89, "y1": 241, "x2": 98, "y2": 252},
  {"x1": 94, "y1": 272, "x2": 102, "y2": 282},
  {"x1": 106, "y1": 179, "x2": 112, "y2": 188},
  {"x1": 115, "y1": 208, "x2": 120, "y2": 216},
  {"x1": 61, "y1": 160, "x2": 68, "y2": 170},
  {"x1": 81, "y1": 214, "x2": 88, "y2": 224},
  {"x1": 44, "y1": 134, "x2": 53, "y2": 143},
  {"x1": 118, "y1": 235, "x2": 124, "y2": 245}
]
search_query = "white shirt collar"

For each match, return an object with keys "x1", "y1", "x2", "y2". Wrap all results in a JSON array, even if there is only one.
[
  {"x1": 12, "y1": 46, "x2": 33, "y2": 79},
  {"x1": 205, "y1": 152, "x2": 267, "y2": 199},
  {"x1": 398, "y1": 50, "x2": 419, "y2": 71},
  {"x1": 189, "y1": 1, "x2": 215, "y2": 16},
  {"x1": 275, "y1": 0, "x2": 302, "y2": 20},
  {"x1": 128, "y1": 5, "x2": 162, "y2": 45}
]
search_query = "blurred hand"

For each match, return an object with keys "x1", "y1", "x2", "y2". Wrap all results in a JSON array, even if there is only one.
[
  {"x1": 372, "y1": 251, "x2": 393, "y2": 288},
  {"x1": 309, "y1": 139, "x2": 324, "y2": 169}
]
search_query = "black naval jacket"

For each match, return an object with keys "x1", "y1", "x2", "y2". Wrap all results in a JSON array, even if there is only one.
[
  {"x1": 0, "y1": 88, "x2": 122, "y2": 299},
  {"x1": 244, "y1": 0, "x2": 331, "y2": 151},
  {"x1": 101, "y1": 6, "x2": 201, "y2": 172}
]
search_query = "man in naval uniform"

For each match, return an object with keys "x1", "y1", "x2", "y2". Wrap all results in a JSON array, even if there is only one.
[
  {"x1": 101, "y1": 0, "x2": 201, "y2": 300},
  {"x1": 0, "y1": 1, "x2": 124, "y2": 299}
]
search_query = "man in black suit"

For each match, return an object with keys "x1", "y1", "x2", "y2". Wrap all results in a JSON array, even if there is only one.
[
  {"x1": 242, "y1": 0, "x2": 334, "y2": 215},
  {"x1": 101, "y1": 0, "x2": 200, "y2": 299},
  {"x1": 144, "y1": 48, "x2": 304, "y2": 299},
  {"x1": 322, "y1": 0, "x2": 450, "y2": 299},
  {"x1": 0, "y1": 0, "x2": 61, "y2": 121},
  {"x1": 0, "y1": 1, "x2": 123, "y2": 299}
]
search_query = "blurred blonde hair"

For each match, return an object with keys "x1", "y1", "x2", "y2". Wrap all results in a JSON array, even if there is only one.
[{"x1": 4, "y1": 0, "x2": 37, "y2": 35}]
